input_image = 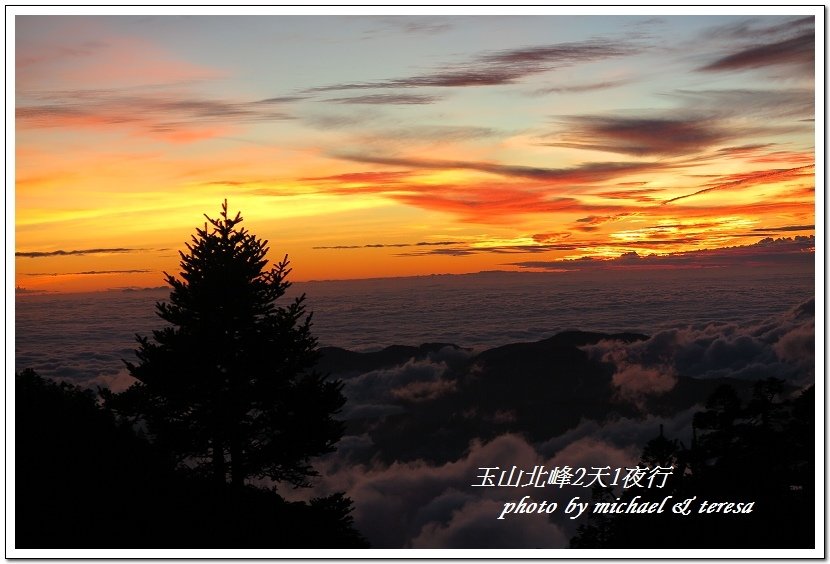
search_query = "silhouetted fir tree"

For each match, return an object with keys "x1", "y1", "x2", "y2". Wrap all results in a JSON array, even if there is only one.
[
  {"x1": 105, "y1": 201, "x2": 345, "y2": 488},
  {"x1": 640, "y1": 424, "x2": 685, "y2": 471}
]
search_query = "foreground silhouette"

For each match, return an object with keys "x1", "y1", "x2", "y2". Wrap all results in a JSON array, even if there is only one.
[
  {"x1": 16, "y1": 369, "x2": 368, "y2": 548},
  {"x1": 571, "y1": 379, "x2": 814, "y2": 549},
  {"x1": 16, "y1": 203, "x2": 366, "y2": 548}
]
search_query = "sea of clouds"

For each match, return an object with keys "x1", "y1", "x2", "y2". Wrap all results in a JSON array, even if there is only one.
[
  {"x1": 15, "y1": 266, "x2": 813, "y2": 391},
  {"x1": 277, "y1": 297, "x2": 814, "y2": 547},
  {"x1": 14, "y1": 266, "x2": 815, "y2": 548}
]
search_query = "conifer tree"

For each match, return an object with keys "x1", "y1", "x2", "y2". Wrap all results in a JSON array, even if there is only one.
[{"x1": 107, "y1": 201, "x2": 344, "y2": 488}]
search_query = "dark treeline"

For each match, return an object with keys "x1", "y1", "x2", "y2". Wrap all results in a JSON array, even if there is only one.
[
  {"x1": 15, "y1": 369, "x2": 367, "y2": 548},
  {"x1": 571, "y1": 378, "x2": 814, "y2": 549}
]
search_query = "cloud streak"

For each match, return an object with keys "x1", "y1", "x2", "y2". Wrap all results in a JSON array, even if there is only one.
[
  {"x1": 393, "y1": 189, "x2": 621, "y2": 224},
  {"x1": 534, "y1": 79, "x2": 629, "y2": 95},
  {"x1": 699, "y1": 31, "x2": 814, "y2": 73},
  {"x1": 667, "y1": 88, "x2": 814, "y2": 120},
  {"x1": 24, "y1": 269, "x2": 152, "y2": 277},
  {"x1": 15, "y1": 18, "x2": 223, "y2": 91},
  {"x1": 362, "y1": 16, "x2": 454, "y2": 39},
  {"x1": 336, "y1": 153, "x2": 670, "y2": 183},
  {"x1": 17, "y1": 89, "x2": 296, "y2": 142},
  {"x1": 309, "y1": 39, "x2": 638, "y2": 91},
  {"x1": 314, "y1": 241, "x2": 464, "y2": 250},
  {"x1": 395, "y1": 242, "x2": 578, "y2": 258},
  {"x1": 544, "y1": 87, "x2": 812, "y2": 160},
  {"x1": 325, "y1": 93, "x2": 442, "y2": 105},
  {"x1": 751, "y1": 224, "x2": 814, "y2": 233},
  {"x1": 702, "y1": 16, "x2": 814, "y2": 42},
  {"x1": 313, "y1": 154, "x2": 680, "y2": 222},
  {"x1": 663, "y1": 165, "x2": 814, "y2": 204},
  {"x1": 16, "y1": 247, "x2": 146, "y2": 258}
]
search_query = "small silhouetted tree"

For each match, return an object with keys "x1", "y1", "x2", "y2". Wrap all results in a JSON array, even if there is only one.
[
  {"x1": 106, "y1": 201, "x2": 345, "y2": 488},
  {"x1": 571, "y1": 382, "x2": 814, "y2": 549}
]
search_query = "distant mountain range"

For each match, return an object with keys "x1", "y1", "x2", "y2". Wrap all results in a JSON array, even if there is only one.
[{"x1": 318, "y1": 330, "x2": 759, "y2": 466}]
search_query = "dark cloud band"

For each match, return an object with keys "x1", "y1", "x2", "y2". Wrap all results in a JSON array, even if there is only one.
[
  {"x1": 314, "y1": 241, "x2": 464, "y2": 250},
  {"x1": 699, "y1": 31, "x2": 814, "y2": 72},
  {"x1": 309, "y1": 39, "x2": 638, "y2": 92},
  {"x1": 326, "y1": 94, "x2": 441, "y2": 105},
  {"x1": 16, "y1": 247, "x2": 143, "y2": 258},
  {"x1": 24, "y1": 269, "x2": 152, "y2": 277}
]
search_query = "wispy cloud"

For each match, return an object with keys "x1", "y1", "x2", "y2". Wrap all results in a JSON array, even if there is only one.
[
  {"x1": 699, "y1": 31, "x2": 814, "y2": 73},
  {"x1": 325, "y1": 93, "x2": 442, "y2": 105},
  {"x1": 702, "y1": 16, "x2": 814, "y2": 41},
  {"x1": 593, "y1": 188, "x2": 664, "y2": 202},
  {"x1": 16, "y1": 247, "x2": 146, "y2": 258},
  {"x1": 530, "y1": 232, "x2": 572, "y2": 244},
  {"x1": 24, "y1": 269, "x2": 151, "y2": 277},
  {"x1": 335, "y1": 153, "x2": 670, "y2": 183},
  {"x1": 574, "y1": 213, "x2": 638, "y2": 232},
  {"x1": 314, "y1": 241, "x2": 464, "y2": 250},
  {"x1": 533, "y1": 79, "x2": 629, "y2": 95},
  {"x1": 301, "y1": 170, "x2": 415, "y2": 185},
  {"x1": 667, "y1": 195, "x2": 813, "y2": 220},
  {"x1": 15, "y1": 17, "x2": 223, "y2": 90},
  {"x1": 309, "y1": 39, "x2": 638, "y2": 91},
  {"x1": 543, "y1": 87, "x2": 812, "y2": 159},
  {"x1": 375, "y1": 126, "x2": 502, "y2": 144},
  {"x1": 362, "y1": 16, "x2": 454, "y2": 39},
  {"x1": 667, "y1": 88, "x2": 814, "y2": 120},
  {"x1": 663, "y1": 164, "x2": 814, "y2": 204},
  {"x1": 747, "y1": 150, "x2": 815, "y2": 165},
  {"x1": 394, "y1": 188, "x2": 625, "y2": 224},
  {"x1": 299, "y1": 155, "x2": 669, "y2": 222},
  {"x1": 751, "y1": 224, "x2": 814, "y2": 233},
  {"x1": 252, "y1": 96, "x2": 309, "y2": 104},
  {"x1": 395, "y1": 242, "x2": 579, "y2": 257},
  {"x1": 17, "y1": 88, "x2": 296, "y2": 142}
]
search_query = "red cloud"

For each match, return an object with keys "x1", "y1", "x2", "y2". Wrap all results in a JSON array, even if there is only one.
[
  {"x1": 595, "y1": 188, "x2": 663, "y2": 202},
  {"x1": 394, "y1": 187, "x2": 622, "y2": 223},
  {"x1": 664, "y1": 165, "x2": 814, "y2": 204}
]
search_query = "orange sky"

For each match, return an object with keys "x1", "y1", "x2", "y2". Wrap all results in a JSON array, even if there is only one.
[{"x1": 14, "y1": 12, "x2": 817, "y2": 293}]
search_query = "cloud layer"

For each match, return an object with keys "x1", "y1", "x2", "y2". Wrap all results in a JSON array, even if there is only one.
[{"x1": 300, "y1": 297, "x2": 815, "y2": 547}]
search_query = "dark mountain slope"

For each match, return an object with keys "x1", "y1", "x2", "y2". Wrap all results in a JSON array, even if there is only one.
[{"x1": 319, "y1": 331, "x2": 757, "y2": 465}]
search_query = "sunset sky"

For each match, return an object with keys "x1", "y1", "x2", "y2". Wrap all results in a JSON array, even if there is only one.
[{"x1": 13, "y1": 10, "x2": 818, "y2": 293}]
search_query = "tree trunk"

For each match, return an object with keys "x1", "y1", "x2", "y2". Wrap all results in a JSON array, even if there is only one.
[
  {"x1": 213, "y1": 438, "x2": 226, "y2": 485},
  {"x1": 230, "y1": 433, "x2": 244, "y2": 489}
]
